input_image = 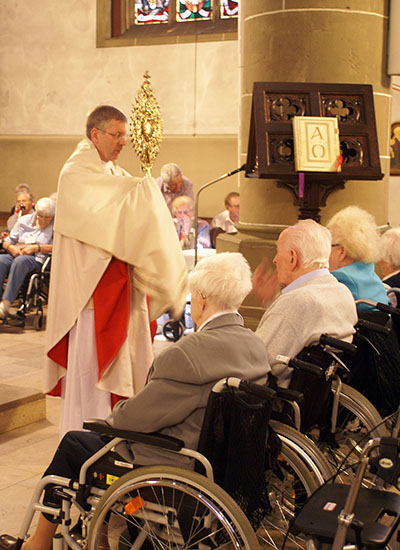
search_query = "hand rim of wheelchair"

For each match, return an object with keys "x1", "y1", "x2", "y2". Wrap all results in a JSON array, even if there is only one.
[{"x1": 87, "y1": 465, "x2": 259, "y2": 550}]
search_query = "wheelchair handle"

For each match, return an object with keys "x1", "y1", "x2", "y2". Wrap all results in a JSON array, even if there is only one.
[
  {"x1": 375, "y1": 301, "x2": 400, "y2": 315},
  {"x1": 319, "y1": 333, "x2": 357, "y2": 354},
  {"x1": 213, "y1": 377, "x2": 276, "y2": 401},
  {"x1": 277, "y1": 355, "x2": 323, "y2": 377},
  {"x1": 355, "y1": 299, "x2": 400, "y2": 316},
  {"x1": 238, "y1": 379, "x2": 276, "y2": 401},
  {"x1": 356, "y1": 318, "x2": 391, "y2": 335}
]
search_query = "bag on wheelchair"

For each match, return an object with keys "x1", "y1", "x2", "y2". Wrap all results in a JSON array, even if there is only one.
[
  {"x1": 342, "y1": 310, "x2": 400, "y2": 417},
  {"x1": 287, "y1": 345, "x2": 335, "y2": 437},
  {"x1": 197, "y1": 385, "x2": 281, "y2": 529}
]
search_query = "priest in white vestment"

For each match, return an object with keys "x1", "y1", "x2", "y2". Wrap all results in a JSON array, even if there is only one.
[{"x1": 44, "y1": 105, "x2": 187, "y2": 437}]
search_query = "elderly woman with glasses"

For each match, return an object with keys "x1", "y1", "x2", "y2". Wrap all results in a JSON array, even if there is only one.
[
  {"x1": 327, "y1": 205, "x2": 388, "y2": 310},
  {"x1": 0, "y1": 197, "x2": 55, "y2": 319}
]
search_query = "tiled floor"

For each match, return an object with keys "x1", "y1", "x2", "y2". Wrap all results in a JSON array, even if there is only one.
[{"x1": 0, "y1": 315, "x2": 171, "y2": 535}]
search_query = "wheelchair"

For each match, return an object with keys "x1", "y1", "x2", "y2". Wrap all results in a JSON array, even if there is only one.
[
  {"x1": 273, "y1": 335, "x2": 389, "y2": 491},
  {"x1": 341, "y1": 298, "x2": 400, "y2": 419},
  {"x1": 1, "y1": 255, "x2": 50, "y2": 330},
  {"x1": 10, "y1": 377, "x2": 334, "y2": 550},
  {"x1": 289, "y1": 414, "x2": 400, "y2": 549}
]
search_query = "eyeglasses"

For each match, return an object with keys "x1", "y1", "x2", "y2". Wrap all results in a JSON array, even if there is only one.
[{"x1": 96, "y1": 128, "x2": 129, "y2": 141}]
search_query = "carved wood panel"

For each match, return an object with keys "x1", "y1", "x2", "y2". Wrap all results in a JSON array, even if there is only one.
[{"x1": 246, "y1": 82, "x2": 383, "y2": 182}]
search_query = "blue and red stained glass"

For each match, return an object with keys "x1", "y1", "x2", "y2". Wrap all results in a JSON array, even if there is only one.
[
  {"x1": 220, "y1": 0, "x2": 238, "y2": 18},
  {"x1": 135, "y1": 0, "x2": 169, "y2": 24},
  {"x1": 176, "y1": 0, "x2": 212, "y2": 22}
]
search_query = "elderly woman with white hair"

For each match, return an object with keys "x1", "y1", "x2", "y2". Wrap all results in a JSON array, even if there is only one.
[
  {"x1": 327, "y1": 205, "x2": 388, "y2": 310},
  {"x1": 379, "y1": 227, "x2": 400, "y2": 288},
  {"x1": 171, "y1": 194, "x2": 211, "y2": 249},
  {"x1": 379, "y1": 227, "x2": 400, "y2": 307},
  {"x1": 0, "y1": 197, "x2": 55, "y2": 319},
  {"x1": 0, "y1": 252, "x2": 269, "y2": 550}
]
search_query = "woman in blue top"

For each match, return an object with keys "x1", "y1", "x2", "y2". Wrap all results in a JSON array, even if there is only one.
[
  {"x1": 327, "y1": 205, "x2": 388, "y2": 311},
  {"x1": 0, "y1": 197, "x2": 55, "y2": 319}
]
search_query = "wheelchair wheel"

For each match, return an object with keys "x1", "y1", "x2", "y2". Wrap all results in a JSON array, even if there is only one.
[
  {"x1": 162, "y1": 320, "x2": 185, "y2": 342},
  {"x1": 322, "y1": 382, "x2": 387, "y2": 487},
  {"x1": 88, "y1": 465, "x2": 259, "y2": 550},
  {"x1": 257, "y1": 421, "x2": 334, "y2": 549},
  {"x1": 33, "y1": 311, "x2": 44, "y2": 331}
]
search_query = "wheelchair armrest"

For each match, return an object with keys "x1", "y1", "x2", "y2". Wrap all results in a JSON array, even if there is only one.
[
  {"x1": 275, "y1": 387, "x2": 304, "y2": 404},
  {"x1": 82, "y1": 419, "x2": 185, "y2": 451},
  {"x1": 276, "y1": 355, "x2": 323, "y2": 377},
  {"x1": 356, "y1": 318, "x2": 391, "y2": 335},
  {"x1": 319, "y1": 334, "x2": 357, "y2": 354}
]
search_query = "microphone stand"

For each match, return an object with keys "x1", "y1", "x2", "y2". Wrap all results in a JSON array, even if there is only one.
[{"x1": 193, "y1": 164, "x2": 246, "y2": 265}]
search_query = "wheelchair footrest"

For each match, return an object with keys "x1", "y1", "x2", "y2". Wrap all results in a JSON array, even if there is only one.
[{"x1": 291, "y1": 483, "x2": 400, "y2": 548}]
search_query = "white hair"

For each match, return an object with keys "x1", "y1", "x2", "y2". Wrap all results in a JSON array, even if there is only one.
[
  {"x1": 160, "y1": 163, "x2": 182, "y2": 183},
  {"x1": 171, "y1": 195, "x2": 193, "y2": 215},
  {"x1": 380, "y1": 227, "x2": 400, "y2": 268},
  {"x1": 35, "y1": 197, "x2": 56, "y2": 218},
  {"x1": 189, "y1": 252, "x2": 252, "y2": 310},
  {"x1": 15, "y1": 183, "x2": 33, "y2": 198},
  {"x1": 282, "y1": 219, "x2": 331, "y2": 269},
  {"x1": 327, "y1": 205, "x2": 381, "y2": 263}
]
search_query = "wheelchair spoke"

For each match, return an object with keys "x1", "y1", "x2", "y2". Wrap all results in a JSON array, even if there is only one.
[{"x1": 88, "y1": 467, "x2": 258, "y2": 549}]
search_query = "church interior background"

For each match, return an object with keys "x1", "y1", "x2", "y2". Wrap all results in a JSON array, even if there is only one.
[{"x1": 1, "y1": 0, "x2": 400, "y2": 535}]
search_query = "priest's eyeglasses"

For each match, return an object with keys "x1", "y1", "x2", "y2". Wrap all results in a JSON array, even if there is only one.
[{"x1": 96, "y1": 128, "x2": 129, "y2": 141}]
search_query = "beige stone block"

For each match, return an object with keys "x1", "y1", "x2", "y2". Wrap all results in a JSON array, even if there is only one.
[
  {"x1": 284, "y1": 0, "x2": 388, "y2": 14},
  {"x1": 0, "y1": 398, "x2": 46, "y2": 434},
  {"x1": 242, "y1": 0, "x2": 282, "y2": 20},
  {"x1": 242, "y1": 12, "x2": 390, "y2": 89},
  {"x1": 0, "y1": 384, "x2": 46, "y2": 434},
  {"x1": 320, "y1": 177, "x2": 389, "y2": 225}
]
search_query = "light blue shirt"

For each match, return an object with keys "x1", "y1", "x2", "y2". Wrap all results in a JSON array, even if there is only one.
[
  {"x1": 331, "y1": 262, "x2": 389, "y2": 310},
  {"x1": 5, "y1": 212, "x2": 53, "y2": 264}
]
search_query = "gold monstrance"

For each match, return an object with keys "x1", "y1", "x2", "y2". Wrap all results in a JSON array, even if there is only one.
[{"x1": 130, "y1": 71, "x2": 163, "y2": 176}]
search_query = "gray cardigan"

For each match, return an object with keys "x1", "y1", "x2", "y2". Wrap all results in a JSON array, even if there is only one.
[{"x1": 107, "y1": 313, "x2": 270, "y2": 466}]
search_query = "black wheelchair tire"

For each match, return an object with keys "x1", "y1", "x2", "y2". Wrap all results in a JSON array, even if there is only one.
[{"x1": 88, "y1": 465, "x2": 259, "y2": 550}]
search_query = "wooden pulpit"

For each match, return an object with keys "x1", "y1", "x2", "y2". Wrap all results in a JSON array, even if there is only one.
[{"x1": 246, "y1": 82, "x2": 383, "y2": 221}]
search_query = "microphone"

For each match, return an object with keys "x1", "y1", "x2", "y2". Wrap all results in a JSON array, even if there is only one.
[
  {"x1": 225, "y1": 164, "x2": 246, "y2": 177},
  {"x1": 193, "y1": 163, "x2": 246, "y2": 265}
]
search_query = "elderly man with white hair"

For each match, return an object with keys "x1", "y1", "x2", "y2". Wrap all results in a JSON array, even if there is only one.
[
  {"x1": 253, "y1": 219, "x2": 358, "y2": 388},
  {"x1": 156, "y1": 162, "x2": 194, "y2": 212},
  {"x1": 0, "y1": 197, "x2": 54, "y2": 319},
  {"x1": 0, "y1": 252, "x2": 269, "y2": 550}
]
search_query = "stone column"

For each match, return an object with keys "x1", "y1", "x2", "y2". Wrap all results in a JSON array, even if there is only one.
[{"x1": 218, "y1": 0, "x2": 391, "y2": 328}]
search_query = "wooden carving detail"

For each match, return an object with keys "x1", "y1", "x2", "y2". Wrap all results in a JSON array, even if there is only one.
[
  {"x1": 266, "y1": 94, "x2": 308, "y2": 121},
  {"x1": 269, "y1": 135, "x2": 294, "y2": 164},
  {"x1": 340, "y1": 137, "x2": 366, "y2": 167},
  {"x1": 321, "y1": 95, "x2": 363, "y2": 123}
]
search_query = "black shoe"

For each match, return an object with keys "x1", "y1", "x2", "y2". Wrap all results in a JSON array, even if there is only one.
[{"x1": 0, "y1": 535, "x2": 18, "y2": 550}]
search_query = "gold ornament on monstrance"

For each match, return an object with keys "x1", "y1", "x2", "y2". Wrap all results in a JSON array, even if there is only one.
[{"x1": 130, "y1": 71, "x2": 163, "y2": 176}]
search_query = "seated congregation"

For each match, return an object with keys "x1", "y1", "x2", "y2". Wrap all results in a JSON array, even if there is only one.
[{"x1": 1, "y1": 204, "x2": 399, "y2": 550}]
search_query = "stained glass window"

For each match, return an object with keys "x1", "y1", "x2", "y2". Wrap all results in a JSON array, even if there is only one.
[
  {"x1": 220, "y1": 0, "x2": 238, "y2": 19},
  {"x1": 135, "y1": 1, "x2": 169, "y2": 24},
  {"x1": 176, "y1": 0, "x2": 212, "y2": 22},
  {"x1": 99, "y1": 0, "x2": 239, "y2": 47}
]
